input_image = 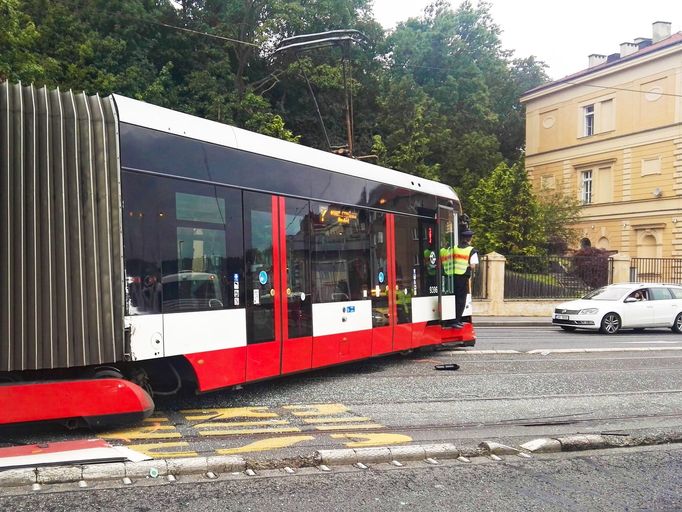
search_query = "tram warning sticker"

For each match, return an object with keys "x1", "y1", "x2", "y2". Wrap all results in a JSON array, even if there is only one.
[{"x1": 258, "y1": 270, "x2": 268, "y2": 285}]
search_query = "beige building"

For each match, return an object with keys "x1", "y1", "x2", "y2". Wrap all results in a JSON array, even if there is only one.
[{"x1": 521, "y1": 21, "x2": 682, "y2": 260}]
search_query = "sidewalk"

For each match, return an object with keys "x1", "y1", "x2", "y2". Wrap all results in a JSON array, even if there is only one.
[{"x1": 474, "y1": 316, "x2": 551, "y2": 327}]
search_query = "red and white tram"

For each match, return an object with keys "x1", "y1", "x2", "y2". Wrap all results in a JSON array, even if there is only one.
[{"x1": 0, "y1": 82, "x2": 475, "y2": 428}]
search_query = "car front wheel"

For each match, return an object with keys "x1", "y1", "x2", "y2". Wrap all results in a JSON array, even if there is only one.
[
  {"x1": 672, "y1": 313, "x2": 682, "y2": 333},
  {"x1": 600, "y1": 313, "x2": 621, "y2": 334}
]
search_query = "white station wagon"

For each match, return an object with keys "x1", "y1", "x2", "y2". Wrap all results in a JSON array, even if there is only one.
[{"x1": 552, "y1": 283, "x2": 682, "y2": 334}]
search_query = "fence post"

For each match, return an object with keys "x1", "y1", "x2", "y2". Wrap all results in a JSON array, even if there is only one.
[
  {"x1": 485, "y1": 252, "x2": 506, "y2": 314},
  {"x1": 609, "y1": 254, "x2": 631, "y2": 284}
]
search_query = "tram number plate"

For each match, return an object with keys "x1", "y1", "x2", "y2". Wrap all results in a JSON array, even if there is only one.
[{"x1": 555, "y1": 314, "x2": 569, "y2": 320}]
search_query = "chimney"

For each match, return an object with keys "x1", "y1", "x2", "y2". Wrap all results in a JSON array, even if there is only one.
[
  {"x1": 620, "y1": 42, "x2": 638, "y2": 58},
  {"x1": 634, "y1": 37, "x2": 652, "y2": 49},
  {"x1": 588, "y1": 54, "x2": 607, "y2": 67},
  {"x1": 652, "y1": 21, "x2": 671, "y2": 43}
]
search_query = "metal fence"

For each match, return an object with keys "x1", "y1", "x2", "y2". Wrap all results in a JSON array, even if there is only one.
[
  {"x1": 504, "y1": 254, "x2": 611, "y2": 299},
  {"x1": 629, "y1": 258, "x2": 682, "y2": 284}
]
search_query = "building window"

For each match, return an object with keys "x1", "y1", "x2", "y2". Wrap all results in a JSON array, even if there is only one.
[
  {"x1": 581, "y1": 170, "x2": 593, "y2": 204},
  {"x1": 583, "y1": 104, "x2": 594, "y2": 136}
]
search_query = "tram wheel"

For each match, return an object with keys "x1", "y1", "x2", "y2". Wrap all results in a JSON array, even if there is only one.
[{"x1": 91, "y1": 366, "x2": 124, "y2": 380}]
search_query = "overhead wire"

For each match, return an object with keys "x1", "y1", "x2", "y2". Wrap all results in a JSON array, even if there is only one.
[{"x1": 146, "y1": 18, "x2": 682, "y2": 101}]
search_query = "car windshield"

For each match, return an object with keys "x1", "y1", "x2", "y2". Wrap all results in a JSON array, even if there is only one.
[{"x1": 581, "y1": 286, "x2": 630, "y2": 301}]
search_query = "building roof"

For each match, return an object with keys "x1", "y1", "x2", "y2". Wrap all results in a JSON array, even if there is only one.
[{"x1": 521, "y1": 32, "x2": 682, "y2": 100}]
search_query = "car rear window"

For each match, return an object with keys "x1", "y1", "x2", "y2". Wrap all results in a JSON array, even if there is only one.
[{"x1": 668, "y1": 287, "x2": 682, "y2": 299}]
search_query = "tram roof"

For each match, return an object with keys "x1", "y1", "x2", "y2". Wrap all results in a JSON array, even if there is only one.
[{"x1": 112, "y1": 94, "x2": 458, "y2": 202}]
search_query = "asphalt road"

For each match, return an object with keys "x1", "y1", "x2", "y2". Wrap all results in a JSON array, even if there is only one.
[
  {"x1": 475, "y1": 324, "x2": 682, "y2": 351},
  {"x1": 3, "y1": 326, "x2": 682, "y2": 465},
  {"x1": 3, "y1": 444, "x2": 682, "y2": 511}
]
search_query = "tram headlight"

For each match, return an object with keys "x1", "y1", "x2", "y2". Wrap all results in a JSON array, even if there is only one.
[{"x1": 579, "y1": 308, "x2": 599, "y2": 315}]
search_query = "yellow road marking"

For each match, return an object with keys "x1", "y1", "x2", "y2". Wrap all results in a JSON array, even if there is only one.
[
  {"x1": 331, "y1": 433, "x2": 412, "y2": 448},
  {"x1": 216, "y1": 435, "x2": 314, "y2": 455},
  {"x1": 194, "y1": 420, "x2": 290, "y2": 428},
  {"x1": 143, "y1": 416, "x2": 170, "y2": 423},
  {"x1": 181, "y1": 407, "x2": 278, "y2": 421},
  {"x1": 198, "y1": 426, "x2": 302, "y2": 436},
  {"x1": 127, "y1": 441, "x2": 198, "y2": 458},
  {"x1": 302, "y1": 416, "x2": 372, "y2": 424},
  {"x1": 313, "y1": 423, "x2": 383, "y2": 431},
  {"x1": 283, "y1": 404, "x2": 348, "y2": 416},
  {"x1": 99, "y1": 424, "x2": 181, "y2": 441}
]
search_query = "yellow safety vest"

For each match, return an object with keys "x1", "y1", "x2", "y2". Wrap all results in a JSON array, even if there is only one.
[
  {"x1": 440, "y1": 247, "x2": 455, "y2": 275},
  {"x1": 453, "y1": 246, "x2": 474, "y2": 275}
]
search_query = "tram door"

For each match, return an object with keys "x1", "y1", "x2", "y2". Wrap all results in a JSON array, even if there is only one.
[
  {"x1": 437, "y1": 205, "x2": 457, "y2": 324},
  {"x1": 243, "y1": 193, "x2": 312, "y2": 380}
]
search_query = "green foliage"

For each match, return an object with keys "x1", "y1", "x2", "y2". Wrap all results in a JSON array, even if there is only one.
[
  {"x1": 237, "y1": 92, "x2": 300, "y2": 142},
  {"x1": 468, "y1": 161, "x2": 544, "y2": 256},
  {"x1": 2, "y1": 0, "x2": 553, "y2": 170},
  {"x1": 536, "y1": 187, "x2": 581, "y2": 255},
  {"x1": 468, "y1": 161, "x2": 581, "y2": 257},
  {"x1": 371, "y1": 76, "x2": 440, "y2": 180},
  {"x1": 375, "y1": 0, "x2": 547, "y2": 198},
  {"x1": 0, "y1": 0, "x2": 55, "y2": 82}
]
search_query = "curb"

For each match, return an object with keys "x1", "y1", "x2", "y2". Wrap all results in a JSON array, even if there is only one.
[
  {"x1": 0, "y1": 455, "x2": 245, "y2": 488},
  {"x1": 4, "y1": 432, "x2": 682, "y2": 488}
]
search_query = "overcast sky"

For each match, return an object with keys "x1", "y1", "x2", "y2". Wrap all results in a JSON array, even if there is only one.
[{"x1": 371, "y1": 0, "x2": 680, "y2": 80}]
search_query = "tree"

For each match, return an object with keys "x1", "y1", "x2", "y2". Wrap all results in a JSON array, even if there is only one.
[
  {"x1": 467, "y1": 161, "x2": 544, "y2": 256},
  {"x1": 536, "y1": 188, "x2": 581, "y2": 255},
  {"x1": 467, "y1": 160, "x2": 582, "y2": 257},
  {"x1": 0, "y1": 0, "x2": 55, "y2": 82},
  {"x1": 371, "y1": 76, "x2": 440, "y2": 180},
  {"x1": 379, "y1": 0, "x2": 547, "y2": 198}
]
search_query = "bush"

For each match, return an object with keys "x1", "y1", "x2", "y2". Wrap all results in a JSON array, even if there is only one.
[{"x1": 571, "y1": 247, "x2": 610, "y2": 288}]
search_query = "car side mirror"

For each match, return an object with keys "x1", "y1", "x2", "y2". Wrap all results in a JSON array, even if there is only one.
[{"x1": 624, "y1": 297, "x2": 637, "y2": 303}]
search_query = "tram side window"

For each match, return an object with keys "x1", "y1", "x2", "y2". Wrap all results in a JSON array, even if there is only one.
[
  {"x1": 161, "y1": 184, "x2": 244, "y2": 314},
  {"x1": 122, "y1": 172, "x2": 163, "y2": 315},
  {"x1": 312, "y1": 203, "x2": 370, "y2": 303}
]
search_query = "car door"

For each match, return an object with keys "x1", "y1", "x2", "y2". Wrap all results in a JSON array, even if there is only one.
[
  {"x1": 621, "y1": 289, "x2": 655, "y2": 328},
  {"x1": 650, "y1": 286, "x2": 675, "y2": 326}
]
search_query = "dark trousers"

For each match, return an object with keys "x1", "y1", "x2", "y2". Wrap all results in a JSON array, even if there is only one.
[{"x1": 454, "y1": 275, "x2": 469, "y2": 322}]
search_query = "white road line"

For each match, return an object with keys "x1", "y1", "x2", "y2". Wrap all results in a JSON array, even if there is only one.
[
  {"x1": 526, "y1": 347, "x2": 682, "y2": 354},
  {"x1": 462, "y1": 350, "x2": 521, "y2": 354},
  {"x1": 618, "y1": 341, "x2": 681, "y2": 344}
]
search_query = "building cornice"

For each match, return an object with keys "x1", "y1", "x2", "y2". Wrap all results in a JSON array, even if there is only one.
[
  {"x1": 520, "y1": 37, "x2": 682, "y2": 104},
  {"x1": 526, "y1": 123, "x2": 682, "y2": 164},
  {"x1": 577, "y1": 197, "x2": 682, "y2": 222}
]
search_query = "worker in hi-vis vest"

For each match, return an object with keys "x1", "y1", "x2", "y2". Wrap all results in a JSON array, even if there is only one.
[{"x1": 452, "y1": 229, "x2": 479, "y2": 328}]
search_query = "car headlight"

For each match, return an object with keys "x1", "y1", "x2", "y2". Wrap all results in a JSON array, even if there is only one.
[{"x1": 579, "y1": 308, "x2": 599, "y2": 315}]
